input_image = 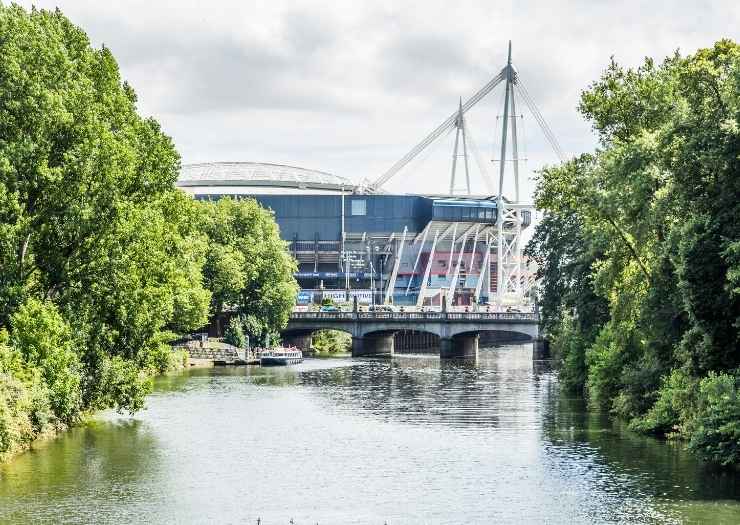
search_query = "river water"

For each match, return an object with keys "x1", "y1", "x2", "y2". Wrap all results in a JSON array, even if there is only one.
[{"x1": 1, "y1": 345, "x2": 739, "y2": 524}]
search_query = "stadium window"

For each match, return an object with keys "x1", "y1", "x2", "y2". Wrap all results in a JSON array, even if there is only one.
[{"x1": 351, "y1": 199, "x2": 366, "y2": 216}]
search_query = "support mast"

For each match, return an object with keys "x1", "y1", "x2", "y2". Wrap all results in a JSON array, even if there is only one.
[{"x1": 449, "y1": 98, "x2": 471, "y2": 196}]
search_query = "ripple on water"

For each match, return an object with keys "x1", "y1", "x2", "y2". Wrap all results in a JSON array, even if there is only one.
[{"x1": 0, "y1": 345, "x2": 738, "y2": 524}]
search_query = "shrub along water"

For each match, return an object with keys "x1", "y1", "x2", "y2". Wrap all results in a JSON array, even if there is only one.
[
  {"x1": 0, "y1": 5, "x2": 297, "y2": 461},
  {"x1": 527, "y1": 40, "x2": 740, "y2": 465},
  {"x1": 311, "y1": 330, "x2": 352, "y2": 355}
]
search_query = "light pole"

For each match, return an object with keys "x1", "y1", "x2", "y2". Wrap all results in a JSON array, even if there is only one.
[{"x1": 369, "y1": 259, "x2": 375, "y2": 306}]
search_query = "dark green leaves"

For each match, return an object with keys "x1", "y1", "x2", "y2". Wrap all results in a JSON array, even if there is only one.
[{"x1": 529, "y1": 40, "x2": 740, "y2": 464}]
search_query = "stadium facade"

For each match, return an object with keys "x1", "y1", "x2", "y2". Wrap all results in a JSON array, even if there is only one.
[{"x1": 177, "y1": 161, "x2": 532, "y2": 307}]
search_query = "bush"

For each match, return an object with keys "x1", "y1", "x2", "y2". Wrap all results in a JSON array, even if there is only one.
[
  {"x1": 552, "y1": 314, "x2": 588, "y2": 393},
  {"x1": 10, "y1": 300, "x2": 82, "y2": 424},
  {"x1": 585, "y1": 324, "x2": 624, "y2": 408},
  {"x1": 224, "y1": 317, "x2": 247, "y2": 348},
  {"x1": 687, "y1": 372, "x2": 740, "y2": 466},
  {"x1": 99, "y1": 356, "x2": 152, "y2": 415},
  {"x1": 0, "y1": 373, "x2": 36, "y2": 460},
  {"x1": 311, "y1": 330, "x2": 351, "y2": 354},
  {"x1": 630, "y1": 368, "x2": 697, "y2": 436},
  {"x1": 0, "y1": 368, "x2": 55, "y2": 461}
]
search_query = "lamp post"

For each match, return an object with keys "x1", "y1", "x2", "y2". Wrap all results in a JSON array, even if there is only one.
[{"x1": 369, "y1": 259, "x2": 376, "y2": 306}]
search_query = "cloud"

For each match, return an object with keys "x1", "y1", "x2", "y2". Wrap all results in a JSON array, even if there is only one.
[{"x1": 12, "y1": 0, "x2": 740, "y2": 199}]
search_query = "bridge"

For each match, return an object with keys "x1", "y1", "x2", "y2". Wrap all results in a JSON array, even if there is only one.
[{"x1": 283, "y1": 310, "x2": 546, "y2": 359}]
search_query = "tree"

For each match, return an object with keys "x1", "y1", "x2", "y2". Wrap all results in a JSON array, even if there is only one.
[
  {"x1": 197, "y1": 197, "x2": 298, "y2": 340},
  {"x1": 528, "y1": 40, "x2": 740, "y2": 464},
  {"x1": 0, "y1": 4, "x2": 210, "y2": 420},
  {"x1": 223, "y1": 317, "x2": 247, "y2": 348}
]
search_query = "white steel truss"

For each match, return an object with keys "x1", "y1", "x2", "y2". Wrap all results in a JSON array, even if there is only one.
[{"x1": 496, "y1": 206, "x2": 525, "y2": 303}]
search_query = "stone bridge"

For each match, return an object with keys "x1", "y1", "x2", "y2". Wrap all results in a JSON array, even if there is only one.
[{"x1": 283, "y1": 311, "x2": 545, "y2": 359}]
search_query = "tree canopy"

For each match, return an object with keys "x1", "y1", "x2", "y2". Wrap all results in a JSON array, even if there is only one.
[
  {"x1": 197, "y1": 197, "x2": 298, "y2": 343},
  {"x1": 527, "y1": 39, "x2": 740, "y2": 464},
  {"x1": 0, "y1": 5, "x2": 297, "y2": 461}
]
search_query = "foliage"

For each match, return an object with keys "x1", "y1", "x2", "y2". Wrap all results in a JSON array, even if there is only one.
[
  {"x1": 197, "y1": 197, "x2": 298, "y2": 340},
  {"x1": 631, "y1": 368, "x2": 697, "y2": 436},
  {"x1": 224, "y1": 317, "x2": 247, "y2": 348},
  {"x1": 528, "y1": 39, "x2": 740, "y2": 464},
  {"x1": 0, "y1": 5, "x2": 215, "y2": 460},
  {"x1": 688, "y1": 372, "x2": 740, "y2": 466},
  {"x1": 0, "y1": 5, "x2": 298, "y2": 462},
  {"x1": 10, "y1": 299, "x2": 82, "y2": 424},
  {"x1": 311, "y1": 330, "x2": 351, "y2": 354}
]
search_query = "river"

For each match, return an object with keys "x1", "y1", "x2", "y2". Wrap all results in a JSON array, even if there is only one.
[{"x1": 1, "y1": 345, "x2": 739, "y2": 524}]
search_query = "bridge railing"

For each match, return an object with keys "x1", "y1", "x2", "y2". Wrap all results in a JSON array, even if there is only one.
[
  {"x1": 290, "y1": 312, "x2": 357, "y2": 320},
  {"x1": 289, "y1": 311, "x2": 539, "y2": 322}
]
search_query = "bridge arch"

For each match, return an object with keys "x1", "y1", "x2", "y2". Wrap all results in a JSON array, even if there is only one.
[
  {"x1": 281, "y1": 326, "x2": 354, "y2": 353},
  {"x1": 457, "y1": 329, "x2": 534, "y2": 346},
  {"x1": 393, "y1": 329, "x2": 441, "y2": 354}
]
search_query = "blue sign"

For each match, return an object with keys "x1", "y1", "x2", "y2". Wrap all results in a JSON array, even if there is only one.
[{"x1": 296, "y1": 291, "x2": 313, "y2": 304}]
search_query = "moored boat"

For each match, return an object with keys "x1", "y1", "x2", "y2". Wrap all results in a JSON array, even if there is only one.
[{"x1": 259, "y1": 347, "x2": 303, "y2": 366}]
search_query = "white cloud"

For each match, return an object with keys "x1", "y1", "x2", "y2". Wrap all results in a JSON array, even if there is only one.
[{"x1": 14, "y1": 0, "x2": 740, "y2": 200}]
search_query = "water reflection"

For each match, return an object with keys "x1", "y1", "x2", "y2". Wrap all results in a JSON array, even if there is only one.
[
  {"x1": 0, "y1": 344, "x2": 738, "y2": 524},
  {"x1": 299, "y1": 346, "x2": 555, "y2": 431},
  {"x1": 542, "y1": 393, "x2": 740, "y2": 503},
  {"x1": 0, "y1": 418, "x2": 161, "y2": 523}
]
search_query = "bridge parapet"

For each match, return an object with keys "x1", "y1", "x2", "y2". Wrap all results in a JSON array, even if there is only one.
[{"x1": 290, "y1": 311, "x2": 539, "y2": 323}]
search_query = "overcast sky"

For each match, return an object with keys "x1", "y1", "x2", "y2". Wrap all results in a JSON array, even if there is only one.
[{"x1": 16, "y1": 0, "x2": 740, "y2": 199}]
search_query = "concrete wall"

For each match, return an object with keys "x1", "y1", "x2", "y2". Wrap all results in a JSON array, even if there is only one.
[{"x1": 440, "y1": 334, "x2": 479, "y2": 359}]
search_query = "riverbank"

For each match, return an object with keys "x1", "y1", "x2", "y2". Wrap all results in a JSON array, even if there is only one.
[
  {"x1": 2, "y1": 346, "x2": 739, "y2": 524},
  {"x1": 0, "y1": 348, "x2": 191, "y2": 465},
  {"x1": 526, "y1": 40, "x2": 740, "y2": 466}
]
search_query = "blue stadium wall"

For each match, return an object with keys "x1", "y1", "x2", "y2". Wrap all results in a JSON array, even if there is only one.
[{"x1": 194, "y1": 193, "x2": 435, "y2": 240}]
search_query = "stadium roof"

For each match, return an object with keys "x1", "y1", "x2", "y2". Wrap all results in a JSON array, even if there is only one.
[{"x1": 177, "y1": 162, "x2": 355, "y2": 192}]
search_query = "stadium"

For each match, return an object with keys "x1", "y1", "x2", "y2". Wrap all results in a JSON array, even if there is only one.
[{"x1": 177, "y1": 161, "x2": 533, "y2": 308}]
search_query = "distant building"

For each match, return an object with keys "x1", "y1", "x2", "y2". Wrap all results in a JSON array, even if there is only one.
[{"x1": 177, "y1": 161, "x2": 532, "y2": 306}]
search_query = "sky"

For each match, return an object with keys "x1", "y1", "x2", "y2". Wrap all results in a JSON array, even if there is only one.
[{"x1": 15, "y1": 0, "x2": 740, "y2": 200}]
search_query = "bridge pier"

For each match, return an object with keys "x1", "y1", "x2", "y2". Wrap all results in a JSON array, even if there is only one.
[
  {"x1": 440, "y1": 334, "x2": 479, "y2": 359},
  {"x1": 533, "y1": 337, "x2": 550, "y2": 359},
  {"x1": 352, "y1": 333, "x2": 395, "y2": 357},
  {"x1": 282, "y1": 333, "x2": 313, "y2": 352}
]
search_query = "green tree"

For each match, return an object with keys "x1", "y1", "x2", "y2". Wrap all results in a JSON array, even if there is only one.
[
  {"x1": 528, "y1": 39, "x2": 740, "y2": 464},
  {"x1": 224, "y1": 317, "x2": 247, "y2": 348},
  {"x1": 197, "y1": 198, "x2": 298, "y2": 340},
  {"x1": 311, "y1": 330, "x2": 351, "y2": 354},
  {"x1": 0, "y1": 3, "x2": 210, "y2": 427}
]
